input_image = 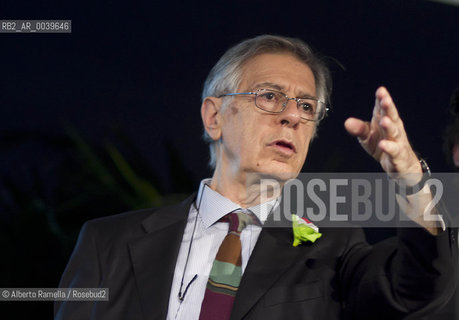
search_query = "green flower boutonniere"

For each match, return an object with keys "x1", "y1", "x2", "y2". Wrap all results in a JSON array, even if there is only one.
[{"x1": 292, "y1": 214, "x2": 322, "y2": 247}]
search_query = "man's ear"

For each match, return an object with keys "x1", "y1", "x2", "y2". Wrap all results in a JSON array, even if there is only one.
[{"x1": 201, "y1": 97, "x2": 223, "y2": 141}]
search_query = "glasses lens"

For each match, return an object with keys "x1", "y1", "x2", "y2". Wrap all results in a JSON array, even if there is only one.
[
  {"x1": 255, "y1": 89, "x2": 328, "y2": 122},
  {"x1": 297, "y1": 98, "x2": 319, "y2": 121},
  {"x1": 255, "y1": 90, "x2": 286, "y2": 112},
  {"x1": 317, "y1": 105, "x2": 327, "y2": 121}
]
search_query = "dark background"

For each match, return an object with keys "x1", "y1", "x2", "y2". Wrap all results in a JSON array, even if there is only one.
[{"x1": 0, "y1": 0, "x2": 458, "y2": 318}]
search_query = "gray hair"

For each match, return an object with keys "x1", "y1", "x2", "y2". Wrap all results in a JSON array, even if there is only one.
[{"x1": 202, "y1": 34, "x2": 332, "y2": 168}]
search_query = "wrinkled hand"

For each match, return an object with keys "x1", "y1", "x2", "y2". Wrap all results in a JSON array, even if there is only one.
[
  {"x1": 344, "y1": 87, "x2": 422, "y2": 176},
  {"x1": 345, "y1": 87, "x2": 442, "y2": 235}
]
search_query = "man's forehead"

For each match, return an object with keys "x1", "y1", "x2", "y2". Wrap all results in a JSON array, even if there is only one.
[{"x1": 238, "y1": 53, "x2": 316, "y2": 95}]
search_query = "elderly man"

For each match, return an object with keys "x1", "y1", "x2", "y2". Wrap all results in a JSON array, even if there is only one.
[{"x1": 55, "y1": 35, "x2": 457, "y2": 320}]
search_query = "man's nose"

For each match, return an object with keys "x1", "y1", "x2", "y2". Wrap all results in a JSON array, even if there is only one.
[{"x1": 278, "y1": 99, "x2": 301, "y2": 126}]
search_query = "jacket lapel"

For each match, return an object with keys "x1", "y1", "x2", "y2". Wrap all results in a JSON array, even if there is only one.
[
  {"x1": 128, "y1": 194, "x2": 196, "y2": 320},
  {"x1": 230, "y1": 202, "x2": 317, "y2": 320}
]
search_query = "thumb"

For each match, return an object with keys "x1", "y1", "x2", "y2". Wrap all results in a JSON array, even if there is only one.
[{"x1": 344, "y1": 117, "x2": 370, "y2": 140}]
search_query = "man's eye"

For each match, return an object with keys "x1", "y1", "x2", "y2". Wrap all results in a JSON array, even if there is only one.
[
  {"x1": 260, "y1": 92, "x2": 276, "y2": 100},
  {"x1": 300, "y1": 102, "x2": 314, "y2": 113}
]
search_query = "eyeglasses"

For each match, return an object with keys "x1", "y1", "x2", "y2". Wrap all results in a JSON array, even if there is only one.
[{"x1": 218, "y1": 88, "x2": 330, "y2": 122}]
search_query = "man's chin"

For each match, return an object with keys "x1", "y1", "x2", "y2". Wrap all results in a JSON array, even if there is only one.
[
  {"x1": 248, "y1": 163, "x2": 299, "y2": 182},
  {"x1": 244, "y1": 170, "x2": 296, "y2": 204}
]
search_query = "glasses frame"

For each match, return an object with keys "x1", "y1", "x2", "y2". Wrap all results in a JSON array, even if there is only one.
[{"x1": 218, "y1": 88, "x2": 330, "y2": 122}]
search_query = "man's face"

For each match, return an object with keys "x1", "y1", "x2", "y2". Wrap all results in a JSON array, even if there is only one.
[{"x1": 218, "y1": 53, "x2": 317, "y2": 180}]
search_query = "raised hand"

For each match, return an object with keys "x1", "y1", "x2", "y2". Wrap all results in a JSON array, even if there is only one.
[{"x1": 344, "y1": 86, "x2": 422, "y2": 177}]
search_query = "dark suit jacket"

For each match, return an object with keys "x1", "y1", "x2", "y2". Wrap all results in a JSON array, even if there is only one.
[{"x1": 55, "y1": 194, "x2": 458, "y2": 320}]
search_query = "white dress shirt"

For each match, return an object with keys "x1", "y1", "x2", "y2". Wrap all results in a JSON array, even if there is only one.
[{"x1": 166, "y1": 179, "x2": 278, "y2": 320}]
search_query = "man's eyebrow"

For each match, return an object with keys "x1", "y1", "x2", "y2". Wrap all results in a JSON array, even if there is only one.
[
  {"x1": 251, "y1": 82, "x2": 316, "y2": 98},
  {"x1": 252, "y1": 82, "x2": 284, "y2": 91},
  {"x1": 297, "y1": 92, "x2": 317, "y2": 99}
]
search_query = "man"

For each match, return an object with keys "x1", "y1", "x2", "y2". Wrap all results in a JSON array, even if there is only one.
[{"x1": 55, "y1": 35, "x2": 457, "y2": 319}]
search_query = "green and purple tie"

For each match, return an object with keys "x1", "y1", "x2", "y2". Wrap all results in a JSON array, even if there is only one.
[{"x1": 199, "y1": 210, "x2": 260, "y2": 320}]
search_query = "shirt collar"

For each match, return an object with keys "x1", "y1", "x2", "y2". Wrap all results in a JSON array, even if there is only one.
[{"x1": 196, "y1": 179, "x2": 279, "y2": 228}]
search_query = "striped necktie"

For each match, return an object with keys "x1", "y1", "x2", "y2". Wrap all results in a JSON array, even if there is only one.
[{"x1": 199, "y1": 209, "x2": 260, "y2": 320}]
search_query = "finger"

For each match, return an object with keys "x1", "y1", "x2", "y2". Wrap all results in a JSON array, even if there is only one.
[
  {"x1": 344, "y1": 117, "x2": 370, "y2": 139},
  {"x1": 379, "y1": 116, "x2": 400, "y2": 141},
  {"x1": 378, "y1": 139, "x2": 400, "y2": 158},
  {"x1": 376, "y1": 86, "x2": 400, "y2": 122},
  {"x1": 373, "y1": 95, "x2": 381, "y2": 119}
]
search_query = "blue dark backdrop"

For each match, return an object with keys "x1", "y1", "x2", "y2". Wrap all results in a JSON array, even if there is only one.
[
  {"x1": 0, "y1": 0, "x2": 458, "y2": 318},
  {"x1": 1, "y1": 0, "x2": 458, "y2": 191}
]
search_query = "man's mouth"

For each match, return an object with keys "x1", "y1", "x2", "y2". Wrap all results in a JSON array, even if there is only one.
[{"x1": 268, "y1": 140, "x2": 296, "y2": 154}]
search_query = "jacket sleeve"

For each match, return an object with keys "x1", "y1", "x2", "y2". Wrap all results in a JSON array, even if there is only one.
[
  {"x1": 339, "y1": 225, "x2": 458, "y2": 320},
  {"x1": 54, "y1": 221, "x2": 102, "y2": 320}
]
